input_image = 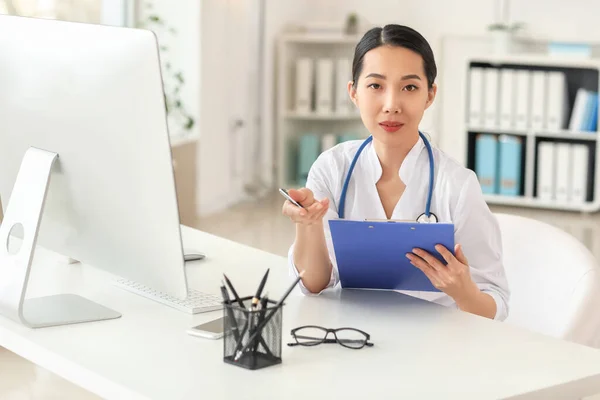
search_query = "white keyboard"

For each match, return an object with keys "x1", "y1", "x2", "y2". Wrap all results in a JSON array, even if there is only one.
[{"x1": 113, "y1": 278, "x2": 223, "y2": 314}]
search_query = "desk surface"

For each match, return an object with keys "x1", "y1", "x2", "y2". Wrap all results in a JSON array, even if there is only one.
[{"x1": 1, "y1": 226, "x2": 600, "y2": 399}]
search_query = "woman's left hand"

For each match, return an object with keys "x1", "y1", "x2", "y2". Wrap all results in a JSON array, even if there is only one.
[{"x1": 406, "y1": 244, "x2": 479, "y2": 302}]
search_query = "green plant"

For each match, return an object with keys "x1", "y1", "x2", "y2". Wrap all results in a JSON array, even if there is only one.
[{"x1": 137, "y1": 1, "x2": 195, "y2": 133}]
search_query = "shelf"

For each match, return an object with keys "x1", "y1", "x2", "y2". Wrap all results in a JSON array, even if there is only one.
[
  {"x1": 469, "y1": 53, "x2": 600, "y2": 69},
  {"x1": 534, "y1": 131, "x2": 597, "y2": 141},
  {"x1": 467, "y1": 127, "x2": 597, "y2": 141},
  {"x1": 285, "y1": 112, "x2": 361, "y2": 121},
  {"x1": 467, "y1": 127, "x2": 528, "y2": 136},
  {"x1": 484, "y1": 194, "x2": 597, "y2": 212}
]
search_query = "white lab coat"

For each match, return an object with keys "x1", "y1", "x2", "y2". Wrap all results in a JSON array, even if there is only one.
[{"x1": 288, "y1": 135, "x2": 510, "y2": 321}]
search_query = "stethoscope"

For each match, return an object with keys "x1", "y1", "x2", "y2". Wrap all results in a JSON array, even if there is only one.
[{"x1": 338, "y1": 131, "x2": 438, "y2": 223}]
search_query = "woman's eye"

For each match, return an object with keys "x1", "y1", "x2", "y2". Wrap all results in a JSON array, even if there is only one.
[
  {"x1": 404, "y1": 84, "x2": 418, "y2": 91},
  {"x1": 367, "y1": 83, "x2": 381, "y2": 90}
]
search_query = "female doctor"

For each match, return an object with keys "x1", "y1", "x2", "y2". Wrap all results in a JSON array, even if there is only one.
[{"x1": 282, "y1": 24, "x2": 510, "y2": 320}]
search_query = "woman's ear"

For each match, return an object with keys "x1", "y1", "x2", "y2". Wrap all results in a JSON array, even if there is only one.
[
  {"x1": 347, "y1": 81, "x2": 358, "y2": 107},
  {"x1": 425, "y1": 83, "x2": 437, "y2": 110}
]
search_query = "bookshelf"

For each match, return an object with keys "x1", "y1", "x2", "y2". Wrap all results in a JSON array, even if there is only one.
[
  {"x1": 463, "y1": 54, "x2": 600, "y2": 212},
  {"x1": 276, "y1": 32, "x2": 368, "y2": 188}
]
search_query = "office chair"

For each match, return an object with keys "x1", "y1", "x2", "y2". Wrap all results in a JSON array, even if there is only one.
[{"x1": 495, "y1": 212, "x2": 600, "y2": 348}]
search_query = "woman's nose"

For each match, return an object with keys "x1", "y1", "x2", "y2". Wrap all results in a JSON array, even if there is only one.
[{"x1": 383, "y1": 93, "x2": 401, "y2": 114}]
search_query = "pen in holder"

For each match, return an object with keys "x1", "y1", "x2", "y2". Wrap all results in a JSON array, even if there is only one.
[{"x1": 223, "y1": 295, "x2": 283, "y2": 370}]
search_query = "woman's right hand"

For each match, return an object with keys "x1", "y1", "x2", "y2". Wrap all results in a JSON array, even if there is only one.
[{"x1": 282, "y1": 188, "x2": 329, "y2": 225}]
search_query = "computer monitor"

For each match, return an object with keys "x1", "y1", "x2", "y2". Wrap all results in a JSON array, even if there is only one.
[{"x1": 0, "y1": 15, "x2": 189, "y2": 327}]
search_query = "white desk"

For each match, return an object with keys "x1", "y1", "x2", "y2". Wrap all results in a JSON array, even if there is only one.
[{"x1": 2, "y1": 226, "x2": 600, "y2": 399}]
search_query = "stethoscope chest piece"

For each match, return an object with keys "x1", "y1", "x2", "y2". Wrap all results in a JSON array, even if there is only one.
[{"x1": 416, "y1": 212, "x2": 438, "y2": 223}]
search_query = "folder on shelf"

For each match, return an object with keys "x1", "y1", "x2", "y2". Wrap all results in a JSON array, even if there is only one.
[
  {"x1": 584, "y1": 92, "x2": 599, "y2": 132},
  {"x1": 537, "y1": 141, "x2": 555, "y2": 201},
  {"x1": 468, "y1": 67, "x2": 484, "y2": 128},
  {"x1": 475, "y1": 134, "x2": 498, "y2": 194},
  {"x1": 335, "y1": 58, "x2": 352, "y2": 114},
  {"x1": 554, "y1": 143, "x2": 571, "y2": 202},
  {"x1": 295, "y1": 58, "x2": 314, "y2": 114},
  {"x1": 514, "y1": 70, "x2": 531, "y2": 131},
  {"x1": 296, "y1": 133, "x2": 320, "y2": 186},
  {"x1": 321, "y1": 133, "x2": 337, "y2": 152},
  {"x1": 484, "y1": 68, "x2": 499, "y2": 129},
  {"x1": 337, "y1": 133, "x2": 360, "y2": 144},
  {"x1": 545, "y1": 71, "x2": 568, "y2": 131},
  {"x1": 570, "y1": 144, "x2": 589, "y2": 203},
  {"x1": 530, "y1": 71, "x2": 547, "y2": 130},
  {"x1": 499, "y1": 69, "x2": 515, "y2": 130},
  {"x1": 498, "y1": 135, "x2": 523, "y2": 196},
  {"x1": 569, "y1": 88, "x2": 589, "y2": 131},
  {"x1": 315, "y1": 58, "x2": 334, "y2": 114}
]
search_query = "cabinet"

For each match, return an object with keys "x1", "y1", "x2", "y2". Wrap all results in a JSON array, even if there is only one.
[
  {"x1": 463, "y1": 55, "x2": 600, "y2": 212},
  {"x1": 276, "y1": 33, "x2": 368, "y2": 188}
]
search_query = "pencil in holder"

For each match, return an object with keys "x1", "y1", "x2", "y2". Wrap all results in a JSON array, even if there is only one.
[{"x1": 223, "y1": 296, "x2": 283, "y2": 370}]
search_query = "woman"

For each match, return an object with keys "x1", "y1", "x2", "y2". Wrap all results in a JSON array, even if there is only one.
[{"x1": 282, "y1": 24, "x2": 509, "y2": 320}]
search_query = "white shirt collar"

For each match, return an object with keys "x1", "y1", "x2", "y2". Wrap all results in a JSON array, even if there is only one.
[{"x1": 367, "y1": 136, "x2": 426, "y2": 184}]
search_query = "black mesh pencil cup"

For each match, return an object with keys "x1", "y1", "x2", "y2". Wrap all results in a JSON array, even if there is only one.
[{"x1": 223, "y1": 296, "x2": 283, "y2": 370}]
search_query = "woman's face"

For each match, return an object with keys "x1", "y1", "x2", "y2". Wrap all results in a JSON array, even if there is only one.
[{"x1": 348, "y1": 45, "x2": 436, "y2": 147}]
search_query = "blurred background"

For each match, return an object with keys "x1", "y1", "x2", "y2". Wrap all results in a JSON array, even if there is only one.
[{"x1": 2, "y1": 0, "x2": 600, "y2": 397}]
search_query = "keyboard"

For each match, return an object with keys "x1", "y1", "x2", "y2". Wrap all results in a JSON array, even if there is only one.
[{"x1": 113, "y1": 278, "x2": 223, "y2": 314}]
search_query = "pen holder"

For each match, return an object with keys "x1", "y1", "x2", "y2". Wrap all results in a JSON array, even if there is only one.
[{"x1": 223, "y1": 296, "x2": 283, "y2": 370}]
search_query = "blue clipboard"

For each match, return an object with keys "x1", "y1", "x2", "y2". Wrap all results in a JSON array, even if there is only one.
[{"x1": 328, "y1": 219, "x2": 455, "y2": 292}]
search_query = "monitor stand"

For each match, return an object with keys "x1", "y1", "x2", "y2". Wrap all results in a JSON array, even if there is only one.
[{"x1": 0, "y1": 147, "x2": 121, "y2": 328}]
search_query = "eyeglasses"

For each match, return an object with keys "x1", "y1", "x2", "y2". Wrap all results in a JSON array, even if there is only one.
[{"x1": 288, "y1": 325, "x2": 373, "y2": 349}]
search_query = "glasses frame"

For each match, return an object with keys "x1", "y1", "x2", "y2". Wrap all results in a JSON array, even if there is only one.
[{"x1": 288, "y1": 325, "x2": 373, "y2": 349}]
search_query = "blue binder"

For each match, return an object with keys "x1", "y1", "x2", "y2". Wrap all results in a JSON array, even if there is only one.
[
  {"x1": 296, "y1": 133, "x2": 320, "y2": 186},
  {"x1": 475, "y1": 134, "x2": 499, "y2": 194},
  {"x1": 329, "y1": 220, "x2": 455, "y2": 292},
  {"x1": 498, "y1": 135, "x2": 523, "y2": 196}
]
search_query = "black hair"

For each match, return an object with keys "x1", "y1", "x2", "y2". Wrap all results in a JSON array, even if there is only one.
[{"x1": 351, "y1": 24, "x2": 437, "y2": 90}]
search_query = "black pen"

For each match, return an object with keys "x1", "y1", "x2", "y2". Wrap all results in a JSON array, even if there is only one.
[
  {"x1": 235, "y1": 271, "x2": 304, "y2": 361},
  {"x1": 251, "y1": 295, "x2": 270, "y2": 354},
  {"x1": 220, "y1": 282, "x2": 240, "y2": 342},
  {"x1": 251, "y1": 268, "x2": 270, "y2": 310},
  {"x1": 223, "y1": 274, "x2": 245, "y2": 309}
]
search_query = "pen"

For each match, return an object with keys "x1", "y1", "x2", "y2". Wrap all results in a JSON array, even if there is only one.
[
  {"x1": 251, "y1": 268, "x2": 270, "y2": 310},
  {"x1": 251, "y1": 295, "x2": 270, "y2": 354},
  {"x1": 220, "y1": 282, "x2": 240, "y2": 342},
  {"x1": 235, "y1": 271, "x2": 304, "y2": 361},
  {"x1": 223, "y1": 274, "x2": 245, "y2": 309}
]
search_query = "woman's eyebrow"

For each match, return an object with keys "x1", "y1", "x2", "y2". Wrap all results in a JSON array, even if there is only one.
[{"x1": 364, "y1": 73, "x2": 422, "y2": 81}]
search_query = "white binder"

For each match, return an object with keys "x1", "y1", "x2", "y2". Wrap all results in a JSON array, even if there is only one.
[
  {"x1": 570, "y1": 144, "x2": 589, "y2": 203},
  {"x1": 321, "y1": 133, "x2": 337, "y2": 152},
  {"x1": 499, "y1": 69, "x2": 515, "y2": 129},
  {"x1": 530, "y1": 71, "x2": 547, "y2": 130},
  {"x1": 537, "y1": 141, "x2": 555, "y2": 200},
  {"x1": 484, "y1": 68, "x2": 499, "y2": 129},
  {"x1": 514, "y1": 70, "x2": 531, "y2": 131},
  {"x1": 295, "y1": 58, "x2": 313, "y2": 114},
  {"x1": 468, "y1": 67, "x2": 484, "y2": 128},
  {"x1": 315, "y1": 58, "x2": 334, "y2": 114},
  {"x1": 554, "y1": 143, "x2": 571, "y2": 202},
  {"x1": 545, "y1": 71, "x2": 567, "y2": 131},
  {"x1": 335, "y1": 58, "x2": 352, "y2": 115},
  {"x1": 569, "y1": 88, "x2": 589, "y2": 131}
]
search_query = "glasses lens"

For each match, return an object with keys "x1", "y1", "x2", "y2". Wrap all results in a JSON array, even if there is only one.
[
  {"x1": 293, "y1": 326, "x2": 328, "y2": 346},
  {"x1": 335, "y1": 328, "x2": 368, "y2": 349}
]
